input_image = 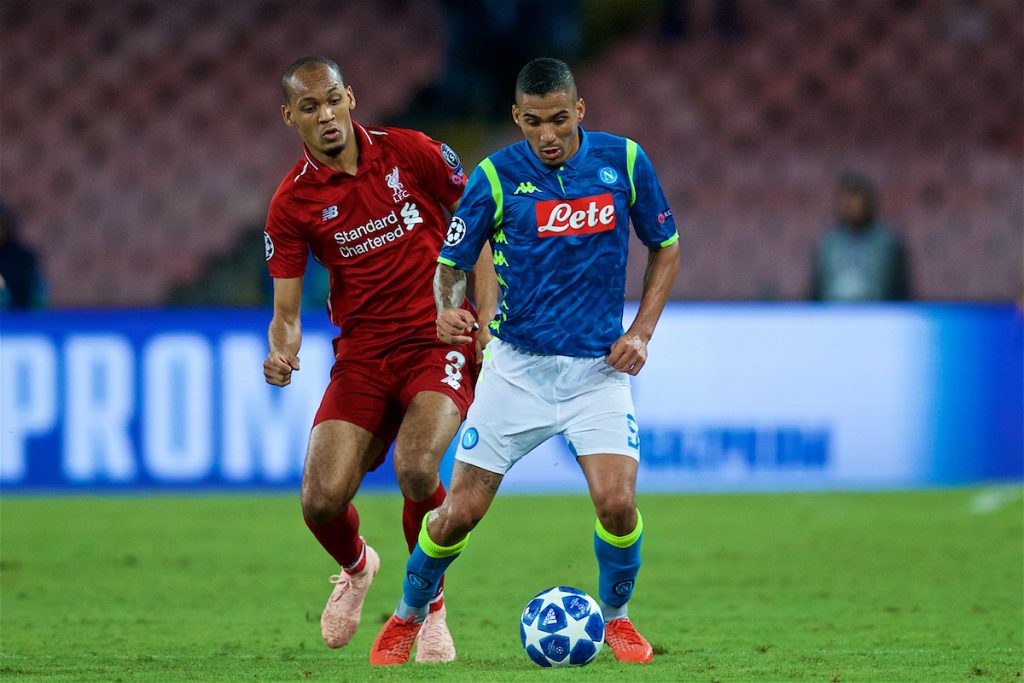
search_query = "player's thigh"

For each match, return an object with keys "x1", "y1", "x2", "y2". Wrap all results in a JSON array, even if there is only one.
[
  {"x1": 392, "y1": 390, "x2": 464, "y2": 494},
  {"x1": 304, "y1": 360, "x2": 400, "y2": 504},
  {"x1": 303, "y1": 419, "x2": 387, "y2": 500},
  {"x1": 455, "y1": 338, "x2": 559, "y2": 475},
  {"x1": 562, "y1": 365, "x2": 640, "y2": 532}
]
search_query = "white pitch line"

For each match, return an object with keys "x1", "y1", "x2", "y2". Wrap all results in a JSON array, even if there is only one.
[{"x1": 969, "y1": 486, "x2": 1024, "y2": 515}]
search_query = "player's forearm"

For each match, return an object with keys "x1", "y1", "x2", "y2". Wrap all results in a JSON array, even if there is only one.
[
  {"x1": 268, "y1": 314, "x2": 302, "y2": 357},
  {"x1": 434, "y1": 263, "x2": 469, "y2": 314},
  {"x1": 470, "y1": 244, "x2": 499, "y2": 324},
  {"x1": 628, "y1": 241, "x2": 680, "y2": 341}
]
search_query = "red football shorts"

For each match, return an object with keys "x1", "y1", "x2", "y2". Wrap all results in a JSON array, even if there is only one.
[{"x1": 313, "y1": 340, "x2": 478, "y2": 470}]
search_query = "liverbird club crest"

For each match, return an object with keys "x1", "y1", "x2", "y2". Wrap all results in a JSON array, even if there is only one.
[{"x1": 386, "y1": 166, "x2": 410, "y2": 202}]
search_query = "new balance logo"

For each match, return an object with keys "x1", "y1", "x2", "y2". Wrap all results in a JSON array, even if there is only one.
[
  {"x1": 322, "y1": 205, "x2": 339, "y2": 222},
  {"x1": 514, "y1": 182, "x2": 540, "y2": 195}
]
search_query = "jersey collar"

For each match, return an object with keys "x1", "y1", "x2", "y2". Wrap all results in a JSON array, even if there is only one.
[{"x1": 300, "y1": 121, "x2": 381, "y2": 181}]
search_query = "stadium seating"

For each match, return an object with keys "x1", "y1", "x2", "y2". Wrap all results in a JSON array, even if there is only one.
[
  {"x1": 0, "y1": 0, "x2": 1020, "y2": 305},
  {"x1": 577, "y1": 0, "x2": 1022, "y2": 301},
  {"x1": 1, "y1": 0, "x2": 447, "y2": 306}
]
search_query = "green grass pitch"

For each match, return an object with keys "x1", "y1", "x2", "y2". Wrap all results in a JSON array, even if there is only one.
[{"x1": 1, "y1": 487, "x2": 1021, "y2": 681}]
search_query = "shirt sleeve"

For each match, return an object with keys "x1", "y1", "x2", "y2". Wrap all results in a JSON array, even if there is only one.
[
  {"x1": 405, "y1": 131, "x2": 467, "y2": 209},
  {"x1": 438, "y1": 164, "x2": 497, "y2": 271},
  {"x1": 627, "y1": 141, "x2": 679, "y2": 248},
  {"x1": 264, "y1": 194, "x2": 308, "y2": 279}
]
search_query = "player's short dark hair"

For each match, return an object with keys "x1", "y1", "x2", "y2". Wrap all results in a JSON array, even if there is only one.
[
  {"x1": 282, "y1": 56, "x2": 343, "y2": 103},
  {"x1": 515, "y1": 58, "x2": 576, "y2": 100}
]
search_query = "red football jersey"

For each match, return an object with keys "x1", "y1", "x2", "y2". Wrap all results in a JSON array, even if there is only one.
[{"x1": 265, "y1": 123, "x2": 468, "y2": 360}]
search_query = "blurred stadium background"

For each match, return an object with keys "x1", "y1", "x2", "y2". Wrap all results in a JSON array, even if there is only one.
[
  {"x1": 1, "y1": 0, "x2": 1021, "y2": 305},
  {"x1": 1, "y1": 0, "x2": 1022, "y2": 679}
]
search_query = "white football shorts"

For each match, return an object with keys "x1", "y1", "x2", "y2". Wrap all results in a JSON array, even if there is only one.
[{"x1": 455, "y1": 337, "x2": 641, "y2": 475}]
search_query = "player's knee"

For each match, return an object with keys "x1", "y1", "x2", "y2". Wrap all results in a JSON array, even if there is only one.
[
  {"x1": 301, "y1": 488, "x2": 350, "y2": 524},
  {"x1": 395, "y1": 464, "x2": 439, "y2": 501},
  {"x1": 595, "y1": 493, "x2": 637, "y2": 536},
  {"x1": 433, "y1": 505, "x2": 481, "y2": 542}
]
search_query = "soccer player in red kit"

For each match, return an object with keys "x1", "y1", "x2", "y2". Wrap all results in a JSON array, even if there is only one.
[{"x1": 263, "y1": 56, "x2": 496, "y2": 663}]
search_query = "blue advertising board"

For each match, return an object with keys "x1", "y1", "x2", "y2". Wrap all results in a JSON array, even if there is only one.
[{"x1": 1, "y1": 305, "x2": 1020, "y2": 492}]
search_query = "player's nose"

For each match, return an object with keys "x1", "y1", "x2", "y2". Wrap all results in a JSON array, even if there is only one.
[{"x1": 318, "y1": 104, "x2": 335, "y2": 122}]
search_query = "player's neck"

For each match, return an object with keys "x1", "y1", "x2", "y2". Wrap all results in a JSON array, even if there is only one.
[{"x1": 316, "y1": 144, "x2": 359, "y2": 175}]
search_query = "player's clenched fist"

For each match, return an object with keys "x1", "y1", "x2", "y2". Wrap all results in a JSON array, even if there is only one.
[
  {"x1": 437, "y1": 307, "x2": 477, "y2": 345},
  {"x1": 606, "y1": 333, "x2": 648, "y2": 375},
  {"x1": 264, "y1": 351, "x2": 300, "y2": 386}
]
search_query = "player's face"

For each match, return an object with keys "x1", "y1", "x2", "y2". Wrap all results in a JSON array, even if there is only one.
[
  {"x1": 282, "y1": 64, "x2": 356, "y2": 162},
  {"x1": 512, "y1": 91, "x2": 586, "y2": 167}
]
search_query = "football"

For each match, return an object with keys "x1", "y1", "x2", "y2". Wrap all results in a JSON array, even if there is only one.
[{"x1": 519, "y1": 586, "x2": 605, "y2": 667}]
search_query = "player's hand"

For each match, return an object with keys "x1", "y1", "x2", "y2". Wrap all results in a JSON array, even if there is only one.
[
  {"x1": 607, "y1": 333, "x2": 648, "y2": 375},
  {"x1": 437, "y1": 307, "x2": 477, "y2": 345},
  {"x1": 474, "y1": 322, "x2": 492, "y2": 368},
  {"x1": 264, "y1": 351, "x2": 300, "y2": 386}
]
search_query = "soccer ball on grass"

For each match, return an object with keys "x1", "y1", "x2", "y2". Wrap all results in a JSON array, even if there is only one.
[{"x1": 520, "y1": 586, "x2": 604, "y2": 667}]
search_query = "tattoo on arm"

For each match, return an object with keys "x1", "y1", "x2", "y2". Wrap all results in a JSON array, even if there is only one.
[{"x1": 434, "y1": 263, "x2": 468, "y2": 315}]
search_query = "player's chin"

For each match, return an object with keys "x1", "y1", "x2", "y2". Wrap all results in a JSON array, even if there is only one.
[{"x1": 321, "y1": 142, "x2": 344, "y2": 158}]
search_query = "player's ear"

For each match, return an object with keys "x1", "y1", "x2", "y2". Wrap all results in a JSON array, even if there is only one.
[
  {"x1": 346, "y1": 85, "x2": 356, "y2": 110},
  {"x1": 282, "y1": 104, "x2": 295, "y2": 128},
  {"x1": 512, "y1": 103, "x2": 520, "y2": 126},
  {"x1": 577, "y1": 97, "x2": 585, "y2": 122}
]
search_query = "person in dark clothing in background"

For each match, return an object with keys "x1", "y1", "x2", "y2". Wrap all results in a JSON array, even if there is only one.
[
  {"x1": 0, "y1": 201, "x2": 47, "y2": 310},
  {"x1": 810, "y1": 174, "x2": 911, "y2": 302}
]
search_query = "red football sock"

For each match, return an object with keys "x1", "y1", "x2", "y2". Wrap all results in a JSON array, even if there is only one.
[
  {"x1": 402, "y1": 482, "x2": 446, "y2": 552},
  {"x1": 403, "y1": 482, "x2": 447, "y2": 610},
  {"x1": 304, "y1": 503, "x2": 365, "y2": 573}
]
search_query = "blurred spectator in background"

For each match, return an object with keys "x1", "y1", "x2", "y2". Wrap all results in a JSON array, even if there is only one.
[
  {"x1": 0, "y1": 201, "x2": 47, "y2": 310},
  {"x1": 809, "y1": 174, "x2": 911, "y2": 302}
]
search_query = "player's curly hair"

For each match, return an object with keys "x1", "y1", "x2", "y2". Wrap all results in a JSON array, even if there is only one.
[
  {"x1": 281, "y1": 56, "x2": 344, "y2": 102},
  {"x1": 515, "y1": 58, "x2": 576, "y2": 101}
]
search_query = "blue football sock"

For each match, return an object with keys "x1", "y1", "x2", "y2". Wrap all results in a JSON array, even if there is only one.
[
  {"x1": 594, "y1": 510, "x2": 643, "y2": 621},
  {"x1": 396, "y1": 514, "x2": 469, "y2": 621}
]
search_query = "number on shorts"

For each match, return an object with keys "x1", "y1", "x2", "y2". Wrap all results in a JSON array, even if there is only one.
[
  {"x1": 441, "y1": 351, "x2": 466, "y2": 390},
  {"x1": 626, "y1": 414, "x2": 640, "y2": 450}
]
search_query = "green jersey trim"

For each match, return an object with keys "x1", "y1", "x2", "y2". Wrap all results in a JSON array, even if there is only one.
[
  {"x1": 437, "y1": 256, "x2": 457, "y2": 267},
  {"x1": 479, "y1": 158, "x2": 504, "y2": 228},
  {"x1": 660, "y1": 232, "x2": 680, "y2": 248},
  {"x1": 626, "y1": 139, "x2": 638, "y2": 207}
]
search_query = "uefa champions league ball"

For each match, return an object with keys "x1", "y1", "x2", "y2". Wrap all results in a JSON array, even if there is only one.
[{"x1": 520, "y1": 586, "x2": 605, "y2": 667}]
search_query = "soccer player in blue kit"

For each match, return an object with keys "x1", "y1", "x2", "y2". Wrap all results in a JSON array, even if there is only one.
[{"x1": 371, "y1": 58, "x2": 679, "y2": 666}]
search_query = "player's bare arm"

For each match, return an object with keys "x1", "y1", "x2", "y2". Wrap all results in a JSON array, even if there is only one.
[
  {"x1": 264, "y1": 276, "x2": 304, "y2": 386},
  {"x1": 470, "y1": 243, "x2": 498, "y2": 353},
  {"x1": 607, "y1": 240, "x2": 680, "y2": 375},
  {"x1": 434, "y1": 263, "x2": 476, "y2": 345}
]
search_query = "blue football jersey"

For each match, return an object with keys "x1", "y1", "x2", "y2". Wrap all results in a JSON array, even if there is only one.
[{"x1": 439, "y1": 128, "x2": 679, "y2": 357}]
